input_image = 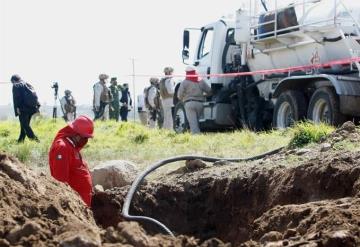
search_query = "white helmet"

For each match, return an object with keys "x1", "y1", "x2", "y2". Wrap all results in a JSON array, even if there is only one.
[{"x1": 185, "y1": 65, "x2": 196, "y2": 72}]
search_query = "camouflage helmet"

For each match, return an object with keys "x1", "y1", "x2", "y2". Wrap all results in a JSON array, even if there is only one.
[
  {"x1": 110, "y1": 77, "x2": 117, "y2": 85},
  {"x1": 64, "y1": 89, "x2": 72, "y2": 95},
  {"x1": 163, "y1": 67, "x2": 174, "y2": 74},
  {"x1": 99, "y1": 74, "x2": 109, "y2": 80},
  {"x1": 149, "y1": 77, "x2": 159, "y2": 85}
]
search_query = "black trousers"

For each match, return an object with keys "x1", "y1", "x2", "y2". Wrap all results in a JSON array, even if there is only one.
[
  {"x1": 18, "y1": 112, "x2": 37, "y2": 142},
  {"x1": 94, "y1": 102, "x2": 108, "y2": 121},
  {"x1": 120, "y1": 106, "x2": 128, "y2": 122}
]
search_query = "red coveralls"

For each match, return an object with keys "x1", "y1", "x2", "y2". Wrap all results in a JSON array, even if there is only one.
[{"x1": 49, "y1": 126, "x2": 92, "y2": 207}]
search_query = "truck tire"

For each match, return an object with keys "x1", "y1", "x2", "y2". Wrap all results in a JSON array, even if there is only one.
[
  {"x1": 173, "y1": 102, "x2": 189, "y2": 133},
  {"x1": 307, "y1": 87, "x2": 346, "y2": 126},
  {"x1": 272, "y1": 90, "x2": 307, "y2": 129}
]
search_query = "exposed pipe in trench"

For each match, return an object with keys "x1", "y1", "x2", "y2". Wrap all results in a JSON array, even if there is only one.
[{"x1": 122, "y1": 146, "x2": 284, "y2": 237}]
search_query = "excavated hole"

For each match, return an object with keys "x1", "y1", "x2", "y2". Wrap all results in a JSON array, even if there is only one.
[{"x1": 92, "y1": 151, "x2": 360, "y2": 245}]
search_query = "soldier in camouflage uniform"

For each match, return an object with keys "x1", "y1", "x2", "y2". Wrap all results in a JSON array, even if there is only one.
[{"x1": 109, "y1": 77, "x2": 121, "y2": 121}]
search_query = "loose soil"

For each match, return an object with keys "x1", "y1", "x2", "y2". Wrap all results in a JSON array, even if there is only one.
[
  {"x1": 1, "y1": 122, "x2": 360, "y2": 246},
  {"x1": 93, "y1": 122, "x2": 360, "y2": 246}
]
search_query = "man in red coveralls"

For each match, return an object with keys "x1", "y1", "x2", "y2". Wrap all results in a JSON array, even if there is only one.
[{"x1": 49, "y1": 115, "x2": 94, "y2": 207}]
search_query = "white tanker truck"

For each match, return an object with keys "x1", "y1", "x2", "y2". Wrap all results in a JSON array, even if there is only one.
[{"x1": 174, "y1": 0, "x2": 360, "y2": 132}]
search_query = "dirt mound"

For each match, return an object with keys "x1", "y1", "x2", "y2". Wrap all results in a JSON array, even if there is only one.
[
  {"x1": 326, "y1": 121, "x2": 359, "y2": 142},
  {"x1": 0, "y1": 152, "x2": 229, "y2": 247},
  {"x1": 247, "y1": 198, "x2": 360, "y2": 246},
  {"x1": 0, "y1": 153, "x2": 100, "y2": 246},
  {"x1": 93, "y1": 122, "x2": 360, "y2": 246}
]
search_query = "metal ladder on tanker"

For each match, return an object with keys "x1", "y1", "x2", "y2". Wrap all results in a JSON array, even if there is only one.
[
  {"x1": 249, "y1": 0, "x2": 360, "y2": 76},
  {"x1": 336, "y1": 0, "x2": 360, "y2": 75}
]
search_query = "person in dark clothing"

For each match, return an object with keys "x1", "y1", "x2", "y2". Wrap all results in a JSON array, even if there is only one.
[
  {"x1": 120, "y1": 83, "x2": 132, "y2": 122},
  {"x1": 11, "y1": 75, "x2": 40, "y2": 143}
]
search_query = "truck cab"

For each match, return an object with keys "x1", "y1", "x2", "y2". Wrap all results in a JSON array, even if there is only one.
[
  {"x1": 176, "y1": 0, "x2": 360, "y2": 133},
  {"x1": 176, "y1": 19, "x2": 247, "y2": 132}
]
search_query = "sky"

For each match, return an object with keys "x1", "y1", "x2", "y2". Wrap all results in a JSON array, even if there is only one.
[
  {"x1": 0, "y1": 0, "x2": 299, "y2": 109},
  {"x1": 0, "y1": 0, "x2": 248, "y2": 107}
]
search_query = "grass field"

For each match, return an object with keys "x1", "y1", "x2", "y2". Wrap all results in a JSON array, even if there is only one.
[{"x1": 0, "y1": 118, "x2": 335, "y2": 172}]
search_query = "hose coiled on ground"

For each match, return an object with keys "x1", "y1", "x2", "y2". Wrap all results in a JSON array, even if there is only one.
[{"x1": 122, "y1": 146, "x2": 284, "y2": 237}]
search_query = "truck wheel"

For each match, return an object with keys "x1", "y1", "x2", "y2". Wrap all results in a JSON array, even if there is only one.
[
  {"x1": 173, "y1": 102, "x2": 189, "y2": 133},
  {"x1": 273, "y1": 90, "x2": 307, "y2": 129},
  {"x1": 307, "y1": 87, "x2": 345, "y2": 126}
]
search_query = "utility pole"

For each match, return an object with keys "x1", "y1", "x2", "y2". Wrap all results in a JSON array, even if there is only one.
[{"x1": 131, "y1": 58, "x2": 136, "y2": 122}]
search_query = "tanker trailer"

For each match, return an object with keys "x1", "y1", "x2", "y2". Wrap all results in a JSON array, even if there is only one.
[{"x1": 175, "y1": 0, "x2": 360, "y2": 133}]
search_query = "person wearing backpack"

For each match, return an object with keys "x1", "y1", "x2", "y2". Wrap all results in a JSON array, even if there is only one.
[
  {"x1": 11, "y1": 74, "x2": 40, "y2": 143},
  {"x1": 60, "y1": 90, "x2": 76, "y2": 122},
  {"x1": 159, "y1": 67, "x2": 175, "y2": 130},
  {"x1": 93, "y1": 74, "x2": 112, "y2": 121},
  {"x1": 145, "y1": 77, "x2": 161, "y2": 128}
]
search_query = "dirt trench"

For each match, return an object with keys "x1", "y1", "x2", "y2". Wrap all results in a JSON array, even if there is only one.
[
  {"x1": 0, "y1": 153, "x2": 220, "y2": 247},
  {"x1": 1, "y1": 122, "x2": 360, "y2": 246},
  {"x1": 93, "y1": 123, "x2": 360, "y2": 246}
]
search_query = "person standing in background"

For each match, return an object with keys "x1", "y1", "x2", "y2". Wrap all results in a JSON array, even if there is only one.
[
  {"x1": 60, "y1": 90, "x2": 76, "y2": 122},
  {"x1": 109, "y1": 77, "x2": 121, "y2": 121},
  {"x1": 93, "y1": 74, "x2": 112, "y2": 121},
  {"x1": 137, "y1": 92, "x2": 148, "y2": 126},
  {"x1": 11, "y1": 74, "x2": 40, "y2": 143},
  {"x1": 145, "y1": 77, "x2": 161, "y2": 128},
  {"x1": 177, "y1": 66, "x2": 212, "y2": 134},
  {"x1": 159, "y1": 67, "x2": 175, "y2": 130},
  {"x1": 120, "y1": 83, "x2": 132, "y2": 122}
]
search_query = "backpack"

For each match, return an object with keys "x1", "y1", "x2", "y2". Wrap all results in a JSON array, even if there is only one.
[
  {"x1": 144, "y1": 86, "x2": 161, "y2": 110},
  {"x1": 144, "y1": 86, "x2": 152, "y2": 109},
  {"x1": 23, "y1": 83, "x2": 39, "y2": 109},
  {"x1": 159, "y1": 77, "x2": 173, "y2": 99},
  {"x1": 64, "y1": 96, "x2": 76, "y2": 113},
  {"x1": 154, "y1": 90, "x2": 161, "y2": 109}
]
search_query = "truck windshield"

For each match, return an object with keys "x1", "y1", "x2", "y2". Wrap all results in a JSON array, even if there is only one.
[{"x1": 198, "y1": 29, "x2": 213, "y2": 59}]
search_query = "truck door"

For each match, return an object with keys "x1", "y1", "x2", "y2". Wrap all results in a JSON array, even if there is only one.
[{"x1": 195, "y1": 28, "x2": 214, "y2": 83}]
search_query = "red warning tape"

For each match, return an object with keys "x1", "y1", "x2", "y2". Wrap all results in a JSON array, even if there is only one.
[
  {"x1": 1, "y1": 57, "x2": 359, "y2": 83},
  {"x1": 132, "y1": 57, "x2": 360, "y2": 78}
]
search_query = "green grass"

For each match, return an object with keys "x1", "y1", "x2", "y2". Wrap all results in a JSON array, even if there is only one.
[
  {"x1": 288, "y1": 122, "x2": 335, "y2": 148},
  {"x1": 0, "y1": 118, "x2": 337, "y2": 172}
]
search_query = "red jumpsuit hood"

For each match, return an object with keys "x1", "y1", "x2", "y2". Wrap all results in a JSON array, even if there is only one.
[{"x1": 53, "y1": 126, "x2": 88, "y2": 151}]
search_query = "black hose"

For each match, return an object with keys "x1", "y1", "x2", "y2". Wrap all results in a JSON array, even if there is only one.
[{"x1": 122, "y1": 146, "x2": 284, "y2": 237}]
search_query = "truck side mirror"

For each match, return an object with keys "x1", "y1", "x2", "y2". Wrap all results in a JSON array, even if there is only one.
[
  {"x1": 183, "y1": 30, "x2": 190, "y2": 49},
  {"x1": 226, "y1": 28, "x2": 235, "y2": 44},
  {"x1": 182, "y1": 49, "x2": 189, "y2": 64}
]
